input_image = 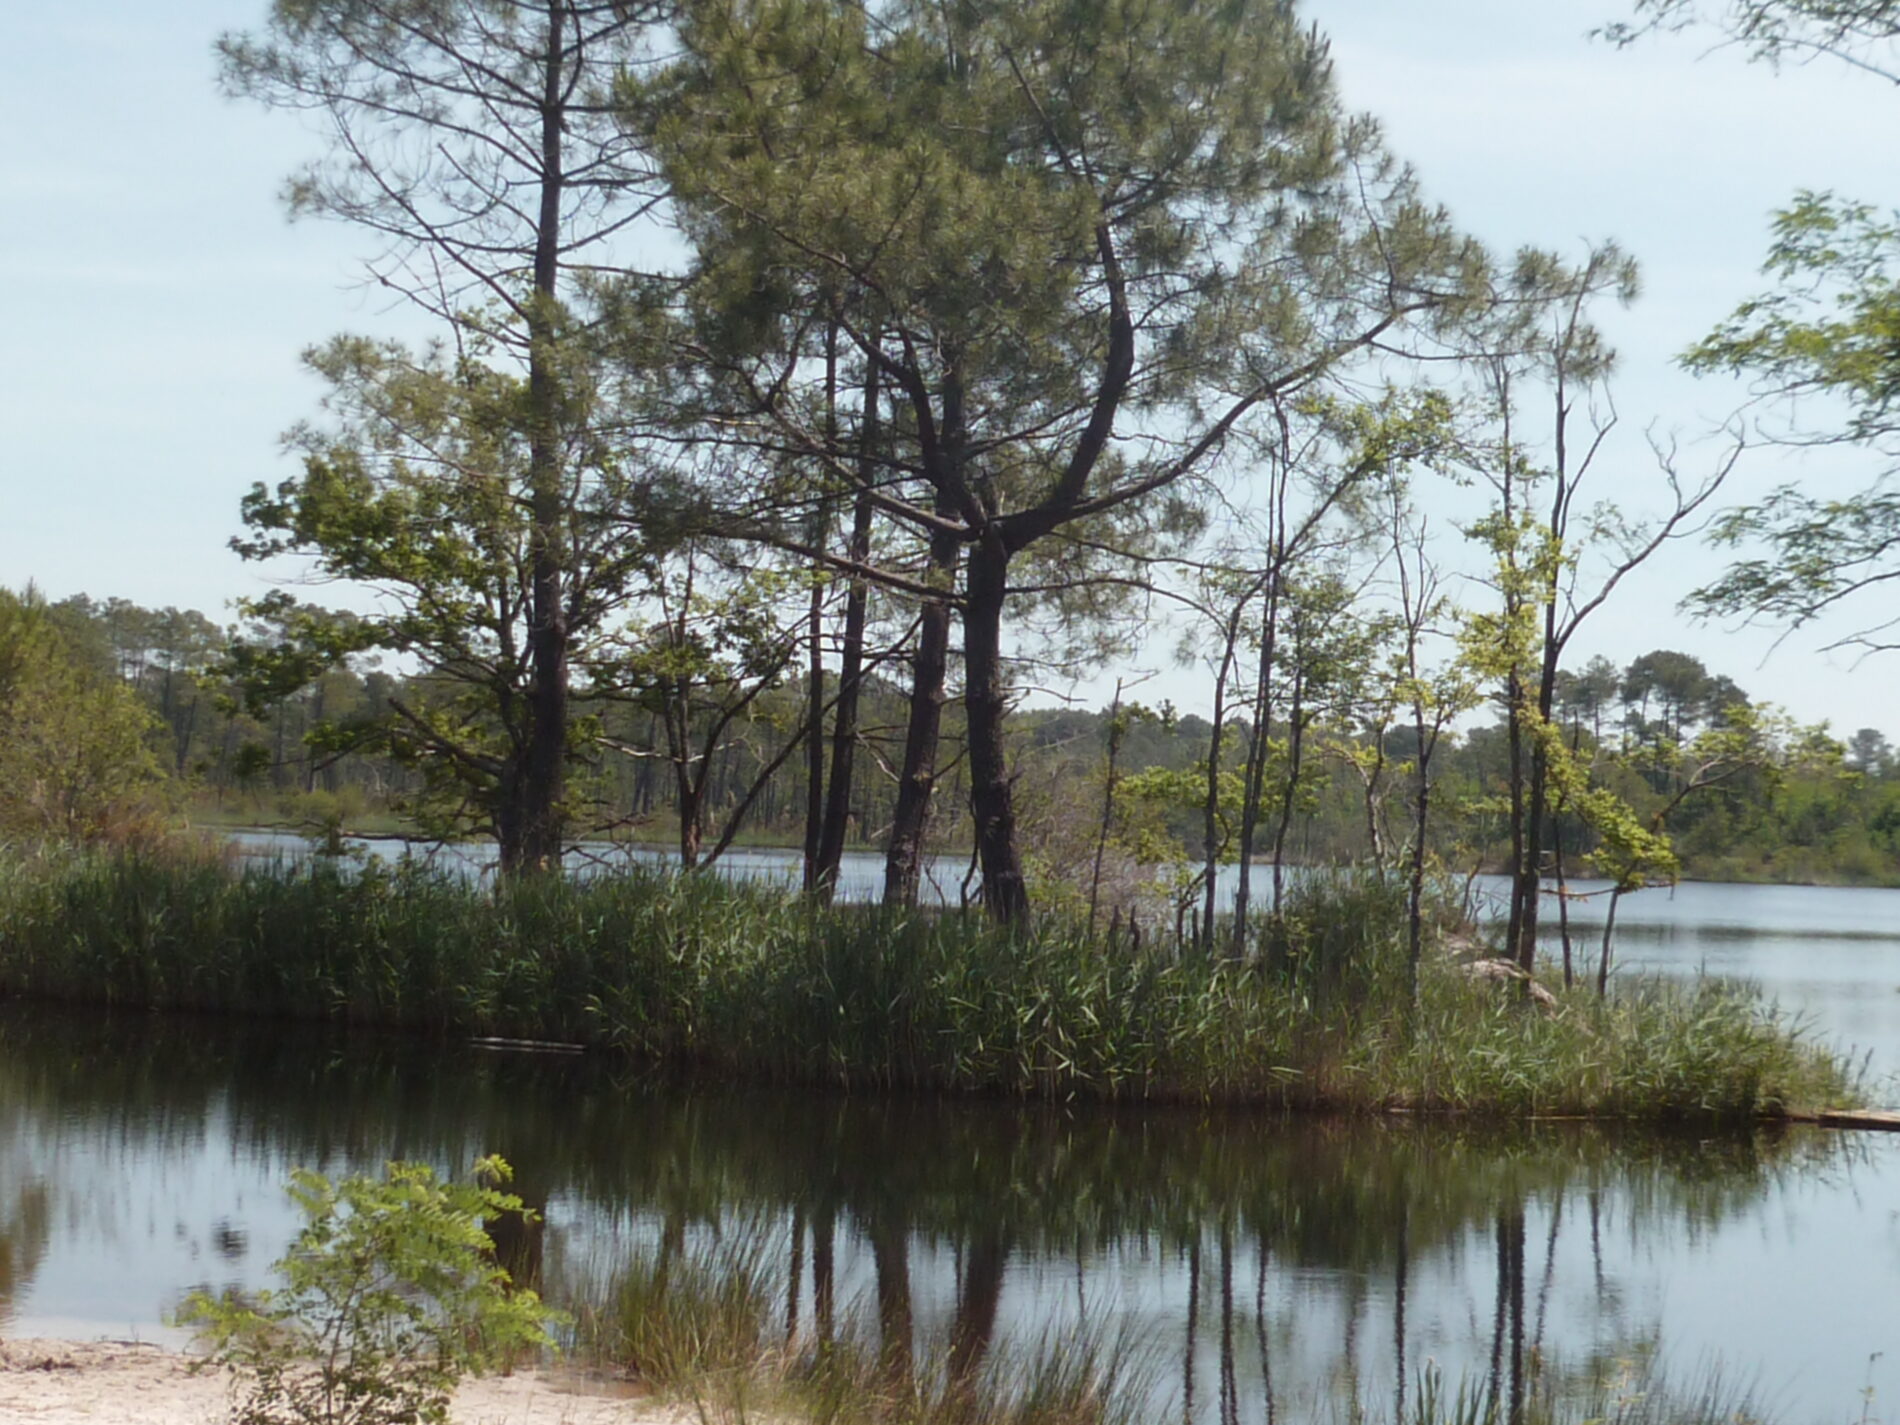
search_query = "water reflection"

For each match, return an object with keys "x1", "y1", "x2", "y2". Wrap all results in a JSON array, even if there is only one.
[{"x1": 0, "y1": 1004, "x2": 1889, "y2": 1421}]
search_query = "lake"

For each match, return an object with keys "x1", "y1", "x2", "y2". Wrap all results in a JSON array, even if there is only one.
[{"x1": 8, "y1": 848, "x2": 1900, "y2": 1421}]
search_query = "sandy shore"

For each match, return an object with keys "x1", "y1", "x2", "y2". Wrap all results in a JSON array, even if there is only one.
[{"x1": 0, "y1": 1338, "x2": 687, "y2": 1425}]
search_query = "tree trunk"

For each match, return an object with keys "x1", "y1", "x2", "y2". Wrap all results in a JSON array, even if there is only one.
[
  {"x1": 816, "y1": 373, "x2": 878, "y2": 901},
  {"x1": 1233, "y1": 580, "x2": 1279, "y2": 954},
  {"x1": 802, "y1": 328, "x2": 839, "y2": 889},
  {"x1": 802, "y1": 572, "x2": 826, "y2": 887},
  {"x1": 1596, "y1": 887, "x2": 1622, "y2": 997},
  {"x1": 964, "y1": 533, "x2": 1029, "y2": 923},
  {"x1": 1087, "y1": 682, "x2": 1126, "y2": 935},
  {"x1": 1268, "y1": 665, "x2": 1308, "y2": 914},
  {"x1": 1406, "y1": 736, "x2": 1434, "y2": 1005},
  {"x1": 1201, "y1": 604, "x2": 1245, "y2": 952},
  {"x1": 510, "y1": 1, "x2": 571, "y2": 876},
  {"x1": 883, "y1": 521, "x2": 959, "y2": 907}
]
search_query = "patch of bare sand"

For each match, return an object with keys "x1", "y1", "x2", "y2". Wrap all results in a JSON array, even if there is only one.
[{"x1": 0, "y1": 1338, "x2": 692, "y2": 1425}]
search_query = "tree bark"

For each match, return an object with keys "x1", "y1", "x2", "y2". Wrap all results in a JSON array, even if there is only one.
[
  {"x1": 964, "y1": 533, "x2": 1029, "y2": 923},
  {"x1": 1233, "y1": 580, "x2": 1280, "y2": 953},
  {"x1": 883, "y1": 521, "x2": 959, "y2": 907},
  {"x1": 815, "y1": 373, "x2": 878, "y2": 900},
  {"x1": 510, "y1": 1, "x2": 570, "y2": 876}
]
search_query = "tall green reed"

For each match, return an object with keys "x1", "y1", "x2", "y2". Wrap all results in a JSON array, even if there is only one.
[{"x1": 0, "y1": 846, "x2": 1855, "y2": 1116}]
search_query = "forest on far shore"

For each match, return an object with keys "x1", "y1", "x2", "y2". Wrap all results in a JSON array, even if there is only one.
[{"x1": 7, "y1": 587, "x2": 1896, "y2": 901}]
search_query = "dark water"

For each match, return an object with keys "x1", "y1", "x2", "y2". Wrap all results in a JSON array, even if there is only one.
[{"x1": 2, "y1": 1005, "x2": 1898, "y2": 1421}]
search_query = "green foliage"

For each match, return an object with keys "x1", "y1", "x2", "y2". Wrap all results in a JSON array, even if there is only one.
[
  {"x1": 228, "y1": 337, "x2": 669, "y2": 850},
  {"x1": 0, "y1": 850, "x2": 1852, "y2": 1117},
  {"x1": 0, "y1": 588, "x2": 167, "y2": 846},
  {"x1": 177, "y1": 1157, "x2": 562, "y2": 1425},
  {"x1": 1670, "y1": 190, "x2": 1900, "y2": 648},
  {"x1": 581, "y1": 1219, "x2": 776, "y2": 1385}
]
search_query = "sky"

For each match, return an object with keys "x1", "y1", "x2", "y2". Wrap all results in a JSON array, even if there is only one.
[{"x1": 2, "y1": 2, "x2": 1898, "y2": 734}]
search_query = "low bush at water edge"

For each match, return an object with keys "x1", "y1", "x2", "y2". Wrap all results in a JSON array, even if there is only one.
[{"x1": 0, "y1": 846, "x2": 1856, "y2": 1117}]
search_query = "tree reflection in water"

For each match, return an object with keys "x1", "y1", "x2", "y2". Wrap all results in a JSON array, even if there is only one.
[{"x1": 0, "y1": 1005, "x2": 1855, "y2": 1419}]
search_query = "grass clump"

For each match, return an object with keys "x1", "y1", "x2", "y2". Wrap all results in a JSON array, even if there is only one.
[
  {"x1": 571, "y1": 1231, "x2": 1153, "y2": 1425},
  {"x1": 1350, "y1": 971, "x2": 1855, "y2": 1119},
  {"x1": 0, "y1": 847, "x2": 1857, "y2": 1118}
]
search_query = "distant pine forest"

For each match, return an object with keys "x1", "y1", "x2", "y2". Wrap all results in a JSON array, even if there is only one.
[{"x1": 10, "y1": 588, "x2": 1898, "y2": 895}]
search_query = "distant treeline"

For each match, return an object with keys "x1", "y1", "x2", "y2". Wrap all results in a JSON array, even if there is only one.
[{"x1": 8, "y1": 588, "x2": 1896, "y2": 894}]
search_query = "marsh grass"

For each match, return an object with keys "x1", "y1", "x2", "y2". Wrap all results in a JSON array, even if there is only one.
[
  {"x1": 558, "y1": 1219, "x2": 1762, "y2": 1425},
  {"x1": 0, "y1": 847, "x2": 1856, "y2": 1116},
  {"x1": 575, "y1": 1218, "x2": 780, "y2": 1385},
  {"x1": 569, "y1": 1227, "x2": 1156, "y2": 1425}
]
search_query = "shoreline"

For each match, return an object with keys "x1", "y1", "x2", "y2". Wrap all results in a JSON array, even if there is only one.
[
  {"x1": 208, "y1": 824, "x2": 1900, "y2": 892},
  {"x1": 0, "y1": 1337, "x2": 673, "y2": 1425}
]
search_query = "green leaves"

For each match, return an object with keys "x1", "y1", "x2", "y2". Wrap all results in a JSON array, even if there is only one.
[
  {"x1": 1677, "y1": 192, "x2": 1900, "y2": 642},
  {"x1": 178, "y1": 1156, "x2": 564, "y2": 1425},
  {"x1": 0, "y1": 588, "x2": 166, "y2": 847}
]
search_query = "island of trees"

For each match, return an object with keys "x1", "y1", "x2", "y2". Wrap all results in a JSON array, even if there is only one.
[{"x1": 3, "y1": 0, "x2": 1894, "y2": 1121}]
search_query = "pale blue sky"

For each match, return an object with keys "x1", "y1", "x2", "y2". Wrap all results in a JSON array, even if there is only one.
[{"x1": 3, "y1": 2, "x2": 1897, "y2": 733}]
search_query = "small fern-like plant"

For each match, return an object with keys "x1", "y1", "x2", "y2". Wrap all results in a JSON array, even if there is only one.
[{"x1": 178, "y1": 1156, "x2": 563, "y2": 1425}]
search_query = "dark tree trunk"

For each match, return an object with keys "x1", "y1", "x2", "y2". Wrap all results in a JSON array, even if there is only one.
[
  {"x1": 1406, "y1": 735, "x2": 1435, "y2": 1004},
  {"x1": 883, "y1": 525, "x2": 959, "y2": 907},
  {"x1": 510, "y1": 1, "x2": 570, "y2": 876},
  {"x1": 803, "y1": 327, "x2": 839, "y2": 890},
  {"x1": 1233, "y1": 581, "x2": 1280, "y2": 953},
  {"x1": 1201, "y1": 603, "x2": 1248, "y2": 952},
  {"x1": 1503, "y1": 670, "x2": 1531, "y2": 966},
  {"x1": 815, "y1": 373, "x2": 878, "y2": 901},
  {"x1": 964, "y1": 533, "x2": 1029, "y2": 923},
  {"x1": 1268, "y1": 665, "x2": 1308, "y2": 913},
  {"x1": 802, "y1": 574, "x2": 826, "y2": 886}
]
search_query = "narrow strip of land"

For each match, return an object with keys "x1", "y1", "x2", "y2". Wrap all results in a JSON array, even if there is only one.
[{"x1": 1812, "y1": 1108, "x2": 1900, "y2": 1131}]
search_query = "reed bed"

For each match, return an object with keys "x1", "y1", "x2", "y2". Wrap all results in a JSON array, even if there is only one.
[
  {"x1": 566, "y1": 1223, "x2": 1159, "y2": 1425},
  {"x1": 555, "y1": 1215, "x2": 1768, "y2": 1425},
  {"x1": 0, "y1": 845, "x2": 1856, "y2": 1117}
]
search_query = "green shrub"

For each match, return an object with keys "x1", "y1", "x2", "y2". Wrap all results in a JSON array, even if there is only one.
[{"x1": 177, "y1": 1156, "x2": 563, "y2": 1425}]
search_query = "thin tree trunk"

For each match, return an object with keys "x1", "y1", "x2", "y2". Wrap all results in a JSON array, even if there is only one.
[
  {"x1": 883, "y1": 524, "x2": 959, "y2": 907},
  {"x1": 1202, "y1": 603, "x2": 1246, "y2": 952},
  {"x1": 1088, "y1": 681, "x2": 1126, "y2": 935},
  {"x1": 1233, "y1": 581, "x2": 1280, "y2": 953},
  {"x1": 1268, "y1": 666, "x2": 1308, "y2": 914},
  {"x1": 802, "y1": 570, "x2": 826, "y2": 886},
  {"x1": 815, "y1": 371, "x2": 878, "y2": 901},
  {"x1": 1407, "y1": 717, "x2": 1436, "y2": 1005},
  {"x1": 803, "y1": 326, "x2": 838, "y2": 890},
  {"x1": 1596, "y1": 887, "x2": 1622, "y2": 997}
]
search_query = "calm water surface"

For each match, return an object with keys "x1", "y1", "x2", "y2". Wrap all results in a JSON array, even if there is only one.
[
  {"x1": 1, "y1": 1003, "x2": 1898, "y2": 1422},
  {"x1": 29, "y1": 836, "x2": 1892, "y2": 1418}
]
